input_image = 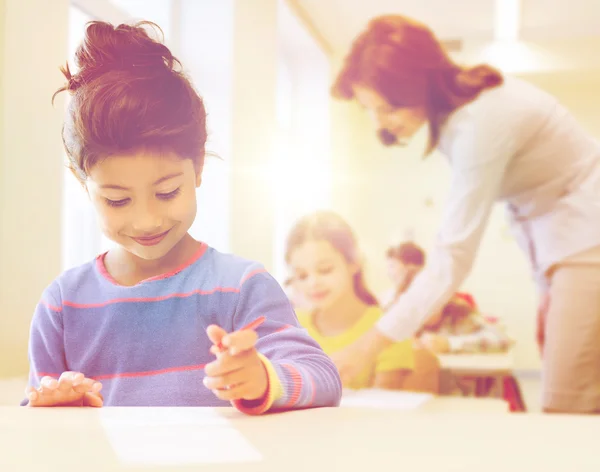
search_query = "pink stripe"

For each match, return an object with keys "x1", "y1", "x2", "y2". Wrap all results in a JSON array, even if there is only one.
[
  {"x1": 308, "y1": 372, "x2": 316, "y2": 406},
  {"x1": 240, "y1": 268, "x2": 267, "y2": 285},
  {"x1": 63, "y1": 286, "x2": 240, "y2": 309},
  {"x1": 91, "y1": 363, "x2": 207, "y2": 381},
  {"x1": 41, "y1": 301, "x2": 63, "y2": 312},
  {"x1": 144, "y1": 243, "x2": 208, "y2": 282},
  {"x1": 96, "y1": 242, "x2": 208, "y2": 286},
  {"x1": 35, "y1": 372, "x2": 61, "y2": 379},
  {"x1": 282, "y1": 363, "x2": 303, "y2": 408},
  {"x1": 59, "y1": 248, "x2": 266, "y2": 310},
  {"x1": 275, "y1": 324, "x2": 293, "y2": 333}
]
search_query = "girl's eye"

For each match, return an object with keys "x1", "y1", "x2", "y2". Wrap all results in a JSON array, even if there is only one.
[
  {"x1": 157, "y1": 188, "x2": 181, "y2": 200},
  {"x1": 105, "y1": 198, "x2": 130, "y2": 208},
  {"x1": 318, "y1": 266, "x2": 333, "y2": 274}
]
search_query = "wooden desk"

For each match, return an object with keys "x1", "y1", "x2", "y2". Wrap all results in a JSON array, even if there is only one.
[
  {"x1": 2, "y1": 403, "x2": 598, "y2": 472},
  {"x1": 438, "y1": 351, "x2": 515, "y2": 377},
  {"x1": 438, "y1": 351, "x2": 516, "y2": 398}
]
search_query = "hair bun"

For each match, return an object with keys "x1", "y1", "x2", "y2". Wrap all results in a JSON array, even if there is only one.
[
  {"x1": 54, "y1": 21, "x2": 179, "y2": 100},
  {"x1": 77, "y1": 21, "x2": 176, "y2": 73}
]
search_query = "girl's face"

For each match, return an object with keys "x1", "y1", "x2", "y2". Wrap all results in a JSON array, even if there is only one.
[
  {"x1": 288, "y1": 239, "x2": 358, "y2": 311},
  {"x1": 386, "y1": 258, "x2": 408, "y2": 286},
  {"x1": 352, "y1": 85, "x2": 427, "y2": 146},
  {"x1": 86, "y1": 151, "x2": 201, "y2": 262},
  {"x1": 386, "y1": 258, "x2": 422, "y2": 287}
]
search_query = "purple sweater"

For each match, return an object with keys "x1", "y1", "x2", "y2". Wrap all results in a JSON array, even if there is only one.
[{"x1": 26, "y1": 243, "x2": 341, "y2": 412}]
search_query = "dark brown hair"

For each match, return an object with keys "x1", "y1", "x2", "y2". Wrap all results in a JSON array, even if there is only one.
[
  {"x1": 424, "y1": 296, "x2": 474, "y2": 332},
  {"x1": 53, "y1": 21, "x2": 207, "y2": 181},
  {"x1": 386, "y1": 241, "x2": 426, "y2": 266},
  {"x1": 383, "y1": 241, "x2": 426, "y2": 311},
  {"x1": 285, "y1": 211, "x2": 379, "y2": 306},
  {"x1": 332, "y1": 15, "x2": 503, "y2": 153}
]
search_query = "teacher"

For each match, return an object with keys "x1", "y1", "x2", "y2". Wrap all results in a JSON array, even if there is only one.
[{"x1": 330, "y1": 15, "x2": 600, "y2": 414}]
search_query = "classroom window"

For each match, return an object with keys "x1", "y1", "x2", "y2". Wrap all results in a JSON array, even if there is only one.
[{"x1": 271, "y1": 0, "x2": 333, "y2": 283}]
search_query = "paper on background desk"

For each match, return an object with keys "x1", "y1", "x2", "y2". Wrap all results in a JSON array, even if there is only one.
[
  {"x1": 340, "y1": 388, "x2": 432, "y2": 410},
  {"x1": 100, "y1": 408, "x2": 262, "y2": 466}
]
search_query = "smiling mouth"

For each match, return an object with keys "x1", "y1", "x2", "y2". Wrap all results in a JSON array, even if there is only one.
[
  {"x1": 310, "y1": 291, "x2": 330, "y2": 300},
  {"x1": 132, "y1": 229, "x2": 171, "y2": 247}
]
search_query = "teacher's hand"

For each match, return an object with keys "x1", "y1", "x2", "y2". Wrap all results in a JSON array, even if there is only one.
[{"x1": 330, "y1": 328, "x2": 393, "y2": 386}]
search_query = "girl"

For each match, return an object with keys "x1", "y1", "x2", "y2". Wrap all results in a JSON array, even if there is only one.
[
  {"x1": 286, "y1": 211, "x2": 437, "y2": 393},
  {"x1": 330, "y1": 15, "x2": 600, "y2": 414},
  {"x1": 23, "y1": 21, "x2": 341, "y2": 414},
  {"x1": 417, "y1": 297, "x2": 513, "y2": 355},
  {"x1": 379, "y1": 242, "x2": 426, "y2": 310}
]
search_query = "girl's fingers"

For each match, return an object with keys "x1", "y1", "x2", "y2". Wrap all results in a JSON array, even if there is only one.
[
  {"x1": 39, "y1": 376, "x2": 59, "y2": 394},
  {"x1": 203, "y1": 367, "x2": 252, "y2": 391},
  {"x1": 221, "y1": 330, "x2": 258, "y2": 355},
  {"x1": 25, "y1": 386, "x2": 39, "y2": 404},
  {"x1": 211, "y1": 382, "x2": 248, "y2": 401},
  {"x1": 204, "y1": 349, "x2": 253, "y2": 377},
  {"x1": 73, "y1": 377, "x2": 101, "y2": 393},
  {"x1": 83, "y1": 392, "x2": 104, "y2": 408},
  {"x1": 206, "y1": 325, "x2": 227, "y2": 347}
]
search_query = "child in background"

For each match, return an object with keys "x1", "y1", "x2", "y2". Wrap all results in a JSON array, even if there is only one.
[
  {"x1": 381, "y1": 241, "x2": 507, "y2": 354},
  {"x1": 418, "y1": 296, "x2": 513, "y2": 354},
  {"x1": 24, "y1": 21, "x2": 341, "y2": 413},
  {"x1": 379, "y1": 242, "x2": 426, "y2": 310},
  {"x1": 285, "y1": 211, "x2": 429, "y2": 391}
]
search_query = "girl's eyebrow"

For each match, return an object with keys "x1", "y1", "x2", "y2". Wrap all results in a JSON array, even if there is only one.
[{"x1": 100, "y1": 172, "x2": 184, "y2": 190}]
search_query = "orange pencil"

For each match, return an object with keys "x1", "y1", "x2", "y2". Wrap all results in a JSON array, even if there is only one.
[{"x1": 216, "y1": 316, "x2": 266, "y2": 350}]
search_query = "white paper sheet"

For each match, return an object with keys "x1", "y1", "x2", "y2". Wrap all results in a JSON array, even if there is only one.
[
  {"x1": 100, "y1": 408, "x2": 262, "y2": 466},
  {"x1": 340, "y1": 388, "x2": 433, "y2": 410}
]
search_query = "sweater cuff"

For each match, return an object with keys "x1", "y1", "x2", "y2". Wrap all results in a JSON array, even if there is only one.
[{"x1": 232, "y1": 353, "x2": 283, "y2": 415}]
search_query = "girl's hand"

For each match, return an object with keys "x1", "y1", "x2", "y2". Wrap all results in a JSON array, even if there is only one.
[
  {"x1": 204, "y1": 325, "x2": 269, "y2": 402},
  {"x1": 25, "y1": 371, "x2": 103, "y2": 407}
]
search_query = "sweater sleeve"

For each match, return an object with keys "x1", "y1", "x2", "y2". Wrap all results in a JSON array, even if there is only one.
[
  {"x1": 230, "y1": 266, "x2": 342, "y2": 414},
  {"x1": 21, "y1": 286, "x2": 67, "y2": 405}
]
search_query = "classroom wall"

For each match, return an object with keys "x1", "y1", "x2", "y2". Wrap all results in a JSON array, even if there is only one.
[
  {"x1": 329, "y1": 57, "x2": 600, "y2": 371},
  {"x1": 0, "y1": 0, "x2": 69, "y2": 378},
  {"x1": 228, "y1": 0, "x2": 279, "y2": 270}
]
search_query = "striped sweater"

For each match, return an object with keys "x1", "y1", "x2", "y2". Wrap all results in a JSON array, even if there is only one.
[{"x1": 26, "y1": 243, "x2": 342, "y2": 413}]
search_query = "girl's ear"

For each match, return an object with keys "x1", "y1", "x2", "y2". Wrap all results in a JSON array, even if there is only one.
[
  {"x1": 348, "y1": 262, "x2": 360, "y2": 277},
  {"x1": 195, "y1": 172, "x2": 202, "y2": 188},
  {"x1": 350, "y1": 250, "x2": 366, "y2": 276}
]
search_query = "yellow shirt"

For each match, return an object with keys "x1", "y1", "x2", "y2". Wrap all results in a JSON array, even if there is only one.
[{"x1": 296, "y1": 306, "x2": 414, "y2": 390}]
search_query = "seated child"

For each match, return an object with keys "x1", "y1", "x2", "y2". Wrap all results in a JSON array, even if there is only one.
[
  {"x1": 379, "y1": 242, "x2": 425, "y2": 310},
  {"x1": 381, "y1": 240, "x2": 509, "y2": 354},
  {"x1": 285, "y1": 211, "x2": 433, "y2": 391},
  {"x1": 23, "y1": 21, "x2": 341, "y2": 414}
]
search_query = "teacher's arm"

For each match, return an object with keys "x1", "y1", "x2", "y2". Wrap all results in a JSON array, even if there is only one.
[
  {"x1": 333, "y1": 113, "x2": 517, "y2": 383},
  {"x1": 378, "y1": 160, "x2": 510, "y2": 341}
]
